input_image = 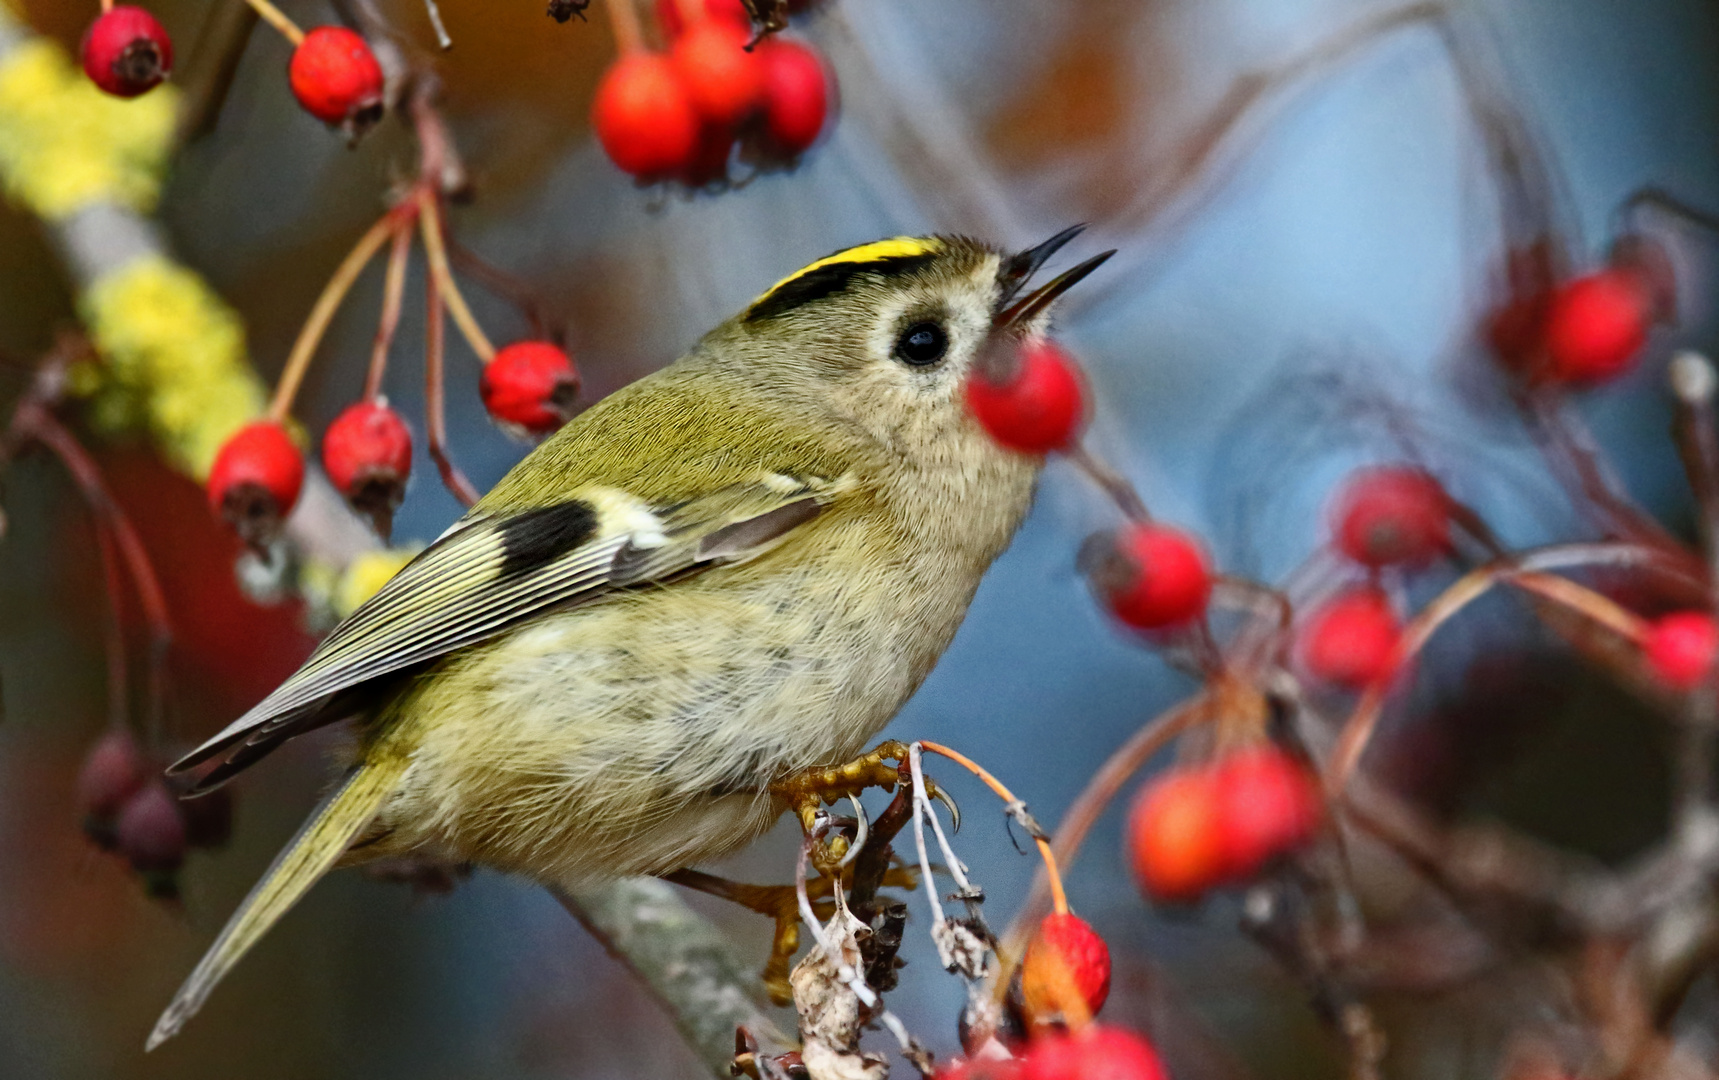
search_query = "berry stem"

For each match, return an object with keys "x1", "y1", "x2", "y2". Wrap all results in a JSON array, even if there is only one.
[
  {"x1": 1619, "y1": 185, "x2": 1719, "y2": 239},
  {"x1": 27, "y1": 408, "x2": 174, "y2": 747},
  {"x1": 1326, "y1": 544, "x2": 1658, "y2": 793},
  {"x1": 93, "y1": 518, "x2": 130, "y2": 732},
  {"x1": 267, "y1": 208, "x2": 406, "y2": 424},
  {"x1": 423, "y1": 253, "x2": 480, "y2": 507},
  {"x1": 994, "y1": 695, "x2": 1206, "y2": 998},
  {"x1": 241, "y1": 0, "x2": 305, "y2": 47},
  {"x1": 918, "y1": 740, "x2": 1069, "y2": 915},
  {"x1": 447, "y1": 238, "x2": 555, "y2": 342},
  {"x1": 604, "y1": 0, "x2": 646, "y2": 55},
  {"x1": 363, "y1": 222, "x2": 414, "y2": 402},
  {"x1": 1068, "y1": 442, "x2": 1150, "y2": 522},
  {"x1": 417, "y1": 189, "x2": 496, "y2": 363}
]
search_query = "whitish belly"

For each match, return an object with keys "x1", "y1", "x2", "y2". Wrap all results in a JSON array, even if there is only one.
[{"x1": 365, "y1": 557, "x2": 968, "y2": 885}]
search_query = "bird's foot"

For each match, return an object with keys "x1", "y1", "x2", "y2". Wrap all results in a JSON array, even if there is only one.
[{"x1": 771, "y1": 740, "x2": 960, "y2": 873}]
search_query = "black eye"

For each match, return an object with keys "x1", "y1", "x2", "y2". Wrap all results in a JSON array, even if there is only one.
[{"x1": 894, "y1": 321, "x2": 949, "y2": 367}]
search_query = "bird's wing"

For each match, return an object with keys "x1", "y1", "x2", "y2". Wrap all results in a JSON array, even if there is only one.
[{"x1": 171, "y1": 475, "x2": 841, "y2": 789}]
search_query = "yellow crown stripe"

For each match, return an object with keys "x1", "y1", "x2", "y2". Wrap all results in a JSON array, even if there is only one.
[{"x1": 751, "y1": 236, "x2": 943, "y2": 310}]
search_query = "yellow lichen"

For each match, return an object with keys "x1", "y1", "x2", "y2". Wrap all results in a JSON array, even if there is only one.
[
  {"x1": 335, "y1": 547, "x2": 421, "y2": 618},
  {"x1": 80, "y1": 257, "x2": 268, "y2": 479},
  {"x1": 0, "y1": 38, "x2": 179, "y2": 219}
]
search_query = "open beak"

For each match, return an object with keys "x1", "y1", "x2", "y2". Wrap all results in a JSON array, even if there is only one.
[{"x1": 993, "y1": 230, "x2": 1116, "y2": 334}]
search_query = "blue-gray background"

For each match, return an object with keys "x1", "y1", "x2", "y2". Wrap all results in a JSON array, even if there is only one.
[{"x1": 1, "y1": 0, "x2": 1716, "y2": 1077}]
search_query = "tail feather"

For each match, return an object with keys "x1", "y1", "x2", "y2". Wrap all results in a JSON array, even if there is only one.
[{"x1": 147, "y1": 753, "x2": 410, "y2": 1050}]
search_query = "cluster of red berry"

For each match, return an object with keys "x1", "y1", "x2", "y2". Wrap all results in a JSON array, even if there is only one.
[
  {"x1": 81, "y1": 1, "x2": 385, "y2": 136},
  {"x1": 593, "y1": 0, "x2": 830, "y2": 185},
  {"x1": 1128, "y1": 746, "x2": 1322, "y2": 902},
  {"x1": 76, "y1": 728, "x2": 231, "y2": 900},
  {"x1": 207, "y1": 340, "x2": 577, "y2": 545}
]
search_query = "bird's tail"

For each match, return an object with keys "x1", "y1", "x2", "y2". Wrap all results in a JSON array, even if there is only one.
[{"x1": 147, "y1": 752, "x2": 411, "y2": 1050}]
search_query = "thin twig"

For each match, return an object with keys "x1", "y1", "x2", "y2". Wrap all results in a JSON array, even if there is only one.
[
  {"x1": 423, "y1": 250, "x2": 480, "y2": 507},
  {"x1": 268, "y1": 209, "x2": 406, "y2": 423},
  {"x1": 363, "y1": 223, "x2": 414, "y2": 401},
  {"x1": 28, "y1": 410, "x2": 174, "y2": 746},
  {"x1": 998, "y1": 695, "x2": 1205, "y2": 973},
  {"x1": 604, "y1": 0, "x2": 645, "y2": 54},
  {"x1": 241, "y1": 0, "x2": 305, "y2": 46},
  {"x1": 918, "y1": 740, "x2": 1068, "y2": 915},
  {"x1": 417, "y1": 190, "x2": 496, "y2": 363}
]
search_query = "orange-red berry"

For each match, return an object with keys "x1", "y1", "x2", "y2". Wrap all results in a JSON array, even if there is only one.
[
  {"x1": 1128, "y1": 768, "x2": 1226, "y2": 902},
  {"x1": 671, "y1": 18, "x2": 766, "y2": 126},
  {"x1": 1021, "y1": 1025, "x2": 1168, "y2": 1080},
  {"x1": 593, "y1": 53, "x2": 702, "y2": 179},
  {"x1": 755, "y1": 37, "x2": 829, "y2": 157},
  {"x1": 322, "y1": 400, "x2": 413, "y2": 533},
  {"x1": 481, "y1": 342, "x2": 581, "y2": 436},
  {"x1": 1300, "y1": 587, "x2": 1402, "y2": 689},
  {"x1": 80, "y1": 5, "x2": 173, "y2": 98},
  {"x1": 1544, "y1": 270, "x2": 1652, "y2": 383},
  {"x1": 1021, "y1": 912, "x2": 1112, "y2": 1022},
  {"x1": 965, "y1": 339, "x2": 1086, "y2": 454},
  {"x1": 1645, "y1": 611, "x2": 1719, "y2": 690},
  {"x1": 207, "y1": 420, "x2": 305, "y2": 547},
  {"x1": 289, "y1": 26, "x2": 385, "y2": 130},
  {"x1": 1092, "y1": 523, "x2": 1213, "y2": 630},
  {"x1": 1331, "y1": 466, "x2": 1451, "y2": 568},
  {"x1": 1212, "y1": 748, "x2": 1323, "y2": 880}
]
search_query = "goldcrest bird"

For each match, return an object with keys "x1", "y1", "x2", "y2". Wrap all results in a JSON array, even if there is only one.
[{"x1": 148, "y1": 230, "x2": 1112, "y2": 1049}]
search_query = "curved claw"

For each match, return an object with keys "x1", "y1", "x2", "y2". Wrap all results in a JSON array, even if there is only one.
[
  {"x1": 836, "y1": 794, "x2": 868, "y2": 869},
  {"x1": 926, "y1": 780, "x2": 961, "y2": 833}
]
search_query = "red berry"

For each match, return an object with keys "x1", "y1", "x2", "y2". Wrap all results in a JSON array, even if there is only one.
[
  {"x1": 1331, "y1": 466, "x2": 1450, "y2": 568},
  {"x1": 1300, "y1": 587, "x2": 1402, "y2": 689},
  {"x1": 1091, "y1": 523, "x2": 1213, "y2": 630},
  {"x1": 965, "y1": 340, "x2": 1086, "y2": 455},
  {"x1": 593, "y1": 53, "x2": 701, "y2": 179},
  {"x1": 208, "y1": 420, "x2": 305, "y2": 547},
  {"x1": 289, "y1": 26, "x2": 386, "y2": 131},
  {"x1": 1128, "y1": 768, "x2": 1226, "y2": 902},
  {"x1": 76, "y1": 728, "x2": 149, "y2": 849},
  {"x1": 80, "y1": 5, "x2": 173, "y2": 97},
  {"x1": 1022, "y1": 1026, "x2": 1168, "y2": 1080},
  {"x1": 939, "y1": 1058, "x2": 1024, "y2": 1080},
  {"x1": 1645, "y1": 612, "x2": 1719, "y2": 690},
  {"x1": 1021, "y1": 913, "x2": 1112, "y2": 1022},
  {"x1": 116, "y1": 781, "x2": 187, "y2": 875},
  {"x1": 1212, "y1": 748, "x2": 1323, "y2": 880},
  {"x1": 322, "y1": 400, "x2": 412, "y2": 534},
  {"x1": 655, "y1": 0, "x2": 750, "y2": 39},
  {"x1": 1544, "y1": 270, "x2": 1652, "y2": 383},
  {"x1": 481, "y1": 342, "x2": 581, "y2": 436},
  {"x1": 670, "y1": 18, "x2": 766, "y2": 126},
  {"x1": 754, "y1": 37, "x2": 829, "y2": 157}
]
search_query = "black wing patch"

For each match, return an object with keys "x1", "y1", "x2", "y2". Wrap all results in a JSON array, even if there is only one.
[{"x1": 498, "y1": 499, "x2": 599, "y2": 578}]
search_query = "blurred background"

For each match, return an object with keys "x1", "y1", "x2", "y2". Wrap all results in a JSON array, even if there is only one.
[{"x1": 1, "y1": 0, "x2": 1718, "y2": 1077}]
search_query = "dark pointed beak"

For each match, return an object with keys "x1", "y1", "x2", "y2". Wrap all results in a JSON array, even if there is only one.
[
  {"x1": 992, "y1": 247, "x2": 1116, "y2": 334},
  {"x1": 997, "y1": 224, "x2": 1088, "y2": 304}
]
